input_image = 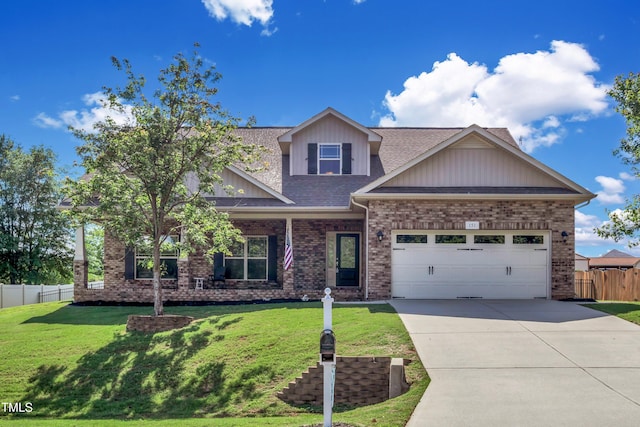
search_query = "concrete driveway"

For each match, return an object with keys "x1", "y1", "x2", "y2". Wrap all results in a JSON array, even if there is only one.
[{"x1": 390, "y1": 299, "x2": 640, "y2": 427}]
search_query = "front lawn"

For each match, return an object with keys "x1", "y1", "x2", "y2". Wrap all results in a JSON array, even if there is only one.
[
  {"x1": 0, "y1": 301, "x2": 427, "y2": 426},
  {"x1": 583, "y1": 301, "x2": 640, "y2": 325}
]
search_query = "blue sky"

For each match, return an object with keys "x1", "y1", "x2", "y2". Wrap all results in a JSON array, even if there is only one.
[{"x1": 1, "y1": 0, "x2": 639, "y2": 257}]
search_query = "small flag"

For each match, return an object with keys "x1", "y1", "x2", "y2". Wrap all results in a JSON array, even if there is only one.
[{"x1": 284, "y1": 219, "x2": 293, "y2": 271}]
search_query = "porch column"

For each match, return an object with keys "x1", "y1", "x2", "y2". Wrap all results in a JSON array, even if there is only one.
[
  {"x1": 178, "y1": 228, "x2": 190, "y2": 289},
  {"x1": 283, "y1": 217, "x2": 294, "y2": 292},
  {"x1": 73, "y1": 226, "x2": 88, "y2": 288}
]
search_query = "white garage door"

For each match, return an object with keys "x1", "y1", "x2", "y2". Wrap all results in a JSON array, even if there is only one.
[{"x1": 391, "y1": 230, "x2": 549, "y2": 299}]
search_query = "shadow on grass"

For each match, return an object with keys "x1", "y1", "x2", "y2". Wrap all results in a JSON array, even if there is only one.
[
  {"x1": 23, "y1": 301, "x2": 395, "y2": 326},
  {"x1": 22, "y1": 304, "x2": 154, "y2": 326},
  {"x1": 20, "y1": 320, "x2": 272, "y2": 419},
  {"x1": 584, "y1": 302, "x2": 640, "y2": 316}
]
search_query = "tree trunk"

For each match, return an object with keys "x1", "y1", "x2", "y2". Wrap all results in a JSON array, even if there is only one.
[{"x1": 152, "y1": 243, "x2": 164, "y2": 316}]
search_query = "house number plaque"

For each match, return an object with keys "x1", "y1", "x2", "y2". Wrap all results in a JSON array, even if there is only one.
[{"x1": 465, "y1": 221, "x2": 480, "y2": 230}]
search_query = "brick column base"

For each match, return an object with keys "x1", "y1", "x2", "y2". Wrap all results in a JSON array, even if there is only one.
[
  {"x1": 283, "y1": 268, "x2": 294, "y2": 293},
  {"x1": 178, "y1": 258, "x2": 190, "y2": 289},
  {"x1": 74, "y1": 260, "x2": 88, "y2": 288}
]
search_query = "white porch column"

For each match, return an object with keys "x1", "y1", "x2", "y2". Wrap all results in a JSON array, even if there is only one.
[
  {"x1": 73, "y1": 226, "x2": 88, "y2": 290},
  {"x1": 74, "y1": 226, "x2": 86, "y2": 262}
]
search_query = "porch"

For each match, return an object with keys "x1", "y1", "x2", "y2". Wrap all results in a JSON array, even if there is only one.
[{"x1": 72, "y1": 216, "x2": 367, "y2": 304}]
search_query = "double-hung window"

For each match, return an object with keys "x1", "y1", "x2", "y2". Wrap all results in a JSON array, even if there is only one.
[
  {"x1": 135, "y1": 235, "x2": 179, "y2": 279},
  {"x1": 318, "y1": 144, "x2": 342, "y2": 175},
  {"x1": 225, "y1": 236, "x2": 268, "y2": 280}
]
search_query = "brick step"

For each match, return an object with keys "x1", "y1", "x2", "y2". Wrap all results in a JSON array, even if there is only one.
[{"x1": 278, "y1": 356, "x2": 409, "y2": 407}]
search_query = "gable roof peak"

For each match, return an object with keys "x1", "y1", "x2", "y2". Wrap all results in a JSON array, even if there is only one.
[
  {"x1": 352, "y1": 123, "x2": 595, "y2": 205},
  {"x1": 602, "y1": 249, "x2": 635, "y2": 258},
  {"x1": 277, "y1": 107, "x2": 382, "y2": 144}
]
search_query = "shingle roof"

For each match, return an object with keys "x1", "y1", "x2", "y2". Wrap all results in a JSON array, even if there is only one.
[
  {"x1": 233, "y1": 127, "x2": 288, "y2": 193},
  {"x1": 372, "y1": 128, "x2": 518, "y2": 173},
  {"x1": 602, "y1": 249, "x2": 634, "y2": 258},
  {"x1": 588, "y1": 249, "x2": 640, "y2": 269},
  {"x1": 589, "y1": 257, "x2": 640, "y2": 268},
  {"x1": 234, "y1": 126, "x2": 519, "y2": 206}
]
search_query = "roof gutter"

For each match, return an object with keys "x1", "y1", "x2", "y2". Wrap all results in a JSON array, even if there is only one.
[
  {"x1": 352, "y1": 192, "x2": 596, "y2": 205},
  {"x1": 350, "y1": 198, "x2": 369, "y2": 301},
  {"x1": 574, "y1": 198, "x2": 592, "y2": 210}
]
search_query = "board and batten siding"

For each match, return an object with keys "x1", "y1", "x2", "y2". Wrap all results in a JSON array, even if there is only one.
[
  {"x1": 290, "y1": 114, "x2": 369, "y2": 175},
  {"x1": 382, "y1": 141, "x2": 564, "y2": 188},
  {"x1": 186, "y1": 169, "x2": 274, "y2": 198}
]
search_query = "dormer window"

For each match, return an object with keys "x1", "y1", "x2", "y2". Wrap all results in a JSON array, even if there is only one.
[
  {"x1": 319, "y1": 144, "x2": 341, "y2": 175},
  {"x1": 307, "y1": 143, "x2": 352, "y2": 175}
]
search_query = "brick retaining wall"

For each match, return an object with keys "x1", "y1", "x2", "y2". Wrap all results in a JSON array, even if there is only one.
[
  {"x1": 278, "y1": 356, "x2": 409, "y2": 406},
  {"x1": 126, "y1": 314, "x2": 194, "y2": 332}
]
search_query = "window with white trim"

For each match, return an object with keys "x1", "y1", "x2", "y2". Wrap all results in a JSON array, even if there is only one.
[
  {"x1": 225, "y1": 236, "x2": 268, "y2": 280},
  {"x1": 318, "y1": 144, "x2": 342, "y2": 175},
  {"x1": 135, "y1": 235, "x2": 179, "y2": 279}
]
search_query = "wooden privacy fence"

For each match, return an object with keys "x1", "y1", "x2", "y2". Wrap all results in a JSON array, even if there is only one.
[{"x1": 575, "y1": 269, "x2": 640, "y2": 301}]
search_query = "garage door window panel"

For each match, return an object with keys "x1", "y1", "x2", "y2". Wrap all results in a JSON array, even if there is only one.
[
  {"x1": 435, "y1": 235, "x2": 466, "y2": 244},
  {"x1": 513, "y1": 235, "x2": 544, "y2": 245},
  {"x1": 396, "y1": 234, "x2": 428, "y2": 244},
  {"x1": 474, "y1": 235, "x2": 505, "y2": 244}
]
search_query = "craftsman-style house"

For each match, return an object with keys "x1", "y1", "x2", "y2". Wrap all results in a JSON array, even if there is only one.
[{"x1": 72, "y1": 107, "x2": 595, "y2": 303}]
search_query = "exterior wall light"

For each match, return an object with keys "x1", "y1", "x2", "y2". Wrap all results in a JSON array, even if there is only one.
[
  {"x1": 377, "y1": 230, "x2": 384, "y2": 242},
  {"x1": 561, "y1": 231, "x2": 569, "y2": 243}
]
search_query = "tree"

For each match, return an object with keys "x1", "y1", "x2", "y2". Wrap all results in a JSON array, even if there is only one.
[
  {"x1": 85, "y1": 224, "x2": 104, "y2": 281},
  {"x1": 597, "y1": 72, "x2": 640, "y2": 246},
  {"x1": 0, "y1": 135, "x2": 73, "y2": 284},
  {"x1": 65, "y1": 45, "x2": 263, "y2": 316}
]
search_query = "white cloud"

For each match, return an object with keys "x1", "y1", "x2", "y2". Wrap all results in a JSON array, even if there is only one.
[
  {"x1": 380, "y1": 41, "x2": 609, "y2": 152},
  {"x1": 33, "y1": 92, "x2": 133, "y2": 133},
  {"x1": 33, "y1": 112, "x2": 63, "y2": 129},
  {"x1": 10, "y1": 95, "x2": 20, "y2": 102},
  {"x1": 201, "y1": 0, "x2": 276, "y2": 35},
  {"x1": 543, "y1": 116, "x2": 560, "y2": 128},
  {"x1": 595, "y1": 175, "x2": 626, "y2": 204},
  {"x1": 619, "y1": 171, "x2": 636, "y2": 181},
  {"x1": 575, "y1": 210, "x2": 601, "y2": 228},
  {"x1": 575, "y1": 210, "x2": 617, "y2": 247},
  {"x1": 576, "y1": 208, "x2": 640, "y2": 253}
]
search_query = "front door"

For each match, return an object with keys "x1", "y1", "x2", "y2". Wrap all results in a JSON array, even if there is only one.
[{"x1": 336, "y1": 233, "x2": 359, "y2": 287}]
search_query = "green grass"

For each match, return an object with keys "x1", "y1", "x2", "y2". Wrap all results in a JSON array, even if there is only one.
[
  {"x1": 583, "y1": 301, "x2": 640, "y2": 325},
  {"x1": 0, "y1": 301, "x2": 428, "y2": 426}
]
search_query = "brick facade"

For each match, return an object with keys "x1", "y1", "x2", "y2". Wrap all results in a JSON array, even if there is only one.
[
  {"x1": 74, "y1": 218, "x2": 365, "y2": 304},
  {"x1": 74, "y1": 200, "x2": 575, "y2": 304},
  {"x1": 291, "y1": 219, "x2": 364, "y2": 290},
  {"x1": 366, "y1": 199, "x2": 575, "y2": 300}
]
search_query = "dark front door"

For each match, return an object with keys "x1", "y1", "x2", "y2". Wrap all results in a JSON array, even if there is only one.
[{"x1": 336, "y1": 233, "x2": 359, "y2": 287}]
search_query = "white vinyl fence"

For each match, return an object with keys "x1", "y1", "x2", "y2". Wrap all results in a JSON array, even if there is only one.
[{"x1": 0, "y1": 284, "x2": 74, "y2": 309}]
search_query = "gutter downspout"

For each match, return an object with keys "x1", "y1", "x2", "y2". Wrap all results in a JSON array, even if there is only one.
[
  {"x1": 351, "y1": 198, "x2": 369, "y2": 300},
  {"x1": 574, "y1": 199, "x2": 592, "y2": 210}
]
